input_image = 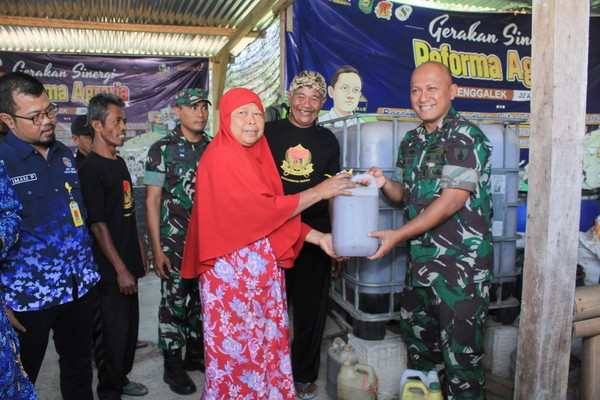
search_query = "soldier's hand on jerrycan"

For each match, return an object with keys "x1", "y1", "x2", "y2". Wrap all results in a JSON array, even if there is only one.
[{"x1": 332, "y1": 173, "x2": 379, "y2": 257}]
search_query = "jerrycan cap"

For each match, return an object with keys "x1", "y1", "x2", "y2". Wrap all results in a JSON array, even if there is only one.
[{"x1": 430, "y1": 382, "x2": 441, "y2": 390}]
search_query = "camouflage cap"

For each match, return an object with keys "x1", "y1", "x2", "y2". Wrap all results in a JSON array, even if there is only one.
[
  {"x1": 289, "y1": 70, "x2": 327, "y2": 98},
  {"x1": 176, "y1": 88, "x2": 212, "y2": 106}
]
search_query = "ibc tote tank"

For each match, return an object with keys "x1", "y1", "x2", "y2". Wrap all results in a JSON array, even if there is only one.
[
  {"x1": 480, "y1": 123, "x2": 520, "y2": 302},
  {"x1": 331, "y1": 121, "x2": 417, "y2": 337},
  {"x1": 330, "y1": 120, "x2": 520, "y2": 331}
]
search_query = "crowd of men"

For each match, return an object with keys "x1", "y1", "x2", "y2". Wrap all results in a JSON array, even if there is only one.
[
  {"x1": 0, "y1": 60, "x2": 493, "y2": 400},
  {"x1": 0, "y1": 72, "x2": 212, "y2": 399}
]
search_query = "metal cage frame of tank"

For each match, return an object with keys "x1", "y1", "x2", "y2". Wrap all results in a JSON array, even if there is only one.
[{"x1": 324, "y1": 113, "x2": 525, "y2": 323}]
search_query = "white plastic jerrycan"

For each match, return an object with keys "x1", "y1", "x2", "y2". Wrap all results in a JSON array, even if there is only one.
[
  {"x1": 327, "y1": 338, "x2": 359, "y2": 400},
  {"x1": 332, "y1": 173, "x2": 379, "y2": 257},
  {"x1": 399, "y1": 369, "x2": 443, "y2": 400},
  {"x1": 337, "y1": 360, "x2": 378, "y2": 400}
]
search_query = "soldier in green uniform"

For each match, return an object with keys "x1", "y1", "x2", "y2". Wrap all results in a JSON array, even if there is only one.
[
  {"x1": 144, "y1": 89, "x2": 211, "y2": 395},
  {"x1": 365, "y1": 61, "x2": 493, "y2": 400}
]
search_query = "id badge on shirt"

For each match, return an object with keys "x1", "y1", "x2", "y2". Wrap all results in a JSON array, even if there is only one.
[
  {"x1": 69, "y1": 201, "x2": 84, "y2": 227},
  {"x1": 65, "y1": 182, "x2": 84, "y2": 227}
]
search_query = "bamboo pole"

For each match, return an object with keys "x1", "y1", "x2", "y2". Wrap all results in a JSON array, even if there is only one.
[
  {"x1": 573, "y1": 317, "x2": 600, "y2": 339},
  {"x1": 573, "y1": 285, "x2": 600, "y2": 322},
  {"x1": 580, "y1": 335, "x2": 600, "y2": 400}
]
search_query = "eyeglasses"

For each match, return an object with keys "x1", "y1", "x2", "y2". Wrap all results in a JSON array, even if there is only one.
[{"x1": 9, "y1": 104, "x2": 58, "y2": 126}]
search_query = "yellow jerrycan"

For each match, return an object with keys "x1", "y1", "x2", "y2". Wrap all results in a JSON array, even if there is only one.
[{"x1": 399, "y1": 369, "x2": 443, "y2": 400}]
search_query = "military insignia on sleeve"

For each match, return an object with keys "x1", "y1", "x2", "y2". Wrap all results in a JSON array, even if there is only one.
[{"x1": 451, "y1": 145, "x2": 471, "y2": 163}]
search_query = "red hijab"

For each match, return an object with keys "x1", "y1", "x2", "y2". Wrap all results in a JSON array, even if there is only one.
[{"x1": 180, "y1": 88, "x2": 310, "y2": 278}]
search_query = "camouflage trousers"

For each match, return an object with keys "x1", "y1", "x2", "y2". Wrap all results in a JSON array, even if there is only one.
[
  {"x1": 400, "y1": 281, "x2": 490, "y2": 400},
  {"x1": 158, "y1": 259, "x2": 202, "y2": 350}
]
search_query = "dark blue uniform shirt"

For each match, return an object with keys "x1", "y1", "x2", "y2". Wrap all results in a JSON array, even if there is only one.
[
  {"x1": 0, "y1": 161, "x2": 21, "y2": 260},
  {"x1": 0, "y1": 132, "x2": 99, "y2": 312}
]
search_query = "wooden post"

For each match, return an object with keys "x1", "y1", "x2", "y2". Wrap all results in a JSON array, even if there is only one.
[
  {"x1": 210, "y1": 53, "x2": 229, "y2": 133},
  {"x1": 274, "y1": 0, "x2": 296, "y2": 101},
  {"x1": 514, "y1": 0, "x2": 589, "y2": 399},
  {"x1": 279, "y1": 9, "x2": 287, "y2": 102}
]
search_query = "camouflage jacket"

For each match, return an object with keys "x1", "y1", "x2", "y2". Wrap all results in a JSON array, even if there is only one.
[
  {"x1": 144, "y1": 126, "x2": 210, "y2": 260},
  {"x1": 392, "y1": 107, "x2": 494, "y2": 287}
]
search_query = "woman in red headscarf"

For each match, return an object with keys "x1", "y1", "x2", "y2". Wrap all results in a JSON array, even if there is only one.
[{"x1": 181, "y1": 88, "x2": 354, "y2": 400}]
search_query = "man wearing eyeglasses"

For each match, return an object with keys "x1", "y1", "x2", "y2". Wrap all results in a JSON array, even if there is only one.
[{"x1": 0, "y1": 71, "x2": 100, "y2": 400}]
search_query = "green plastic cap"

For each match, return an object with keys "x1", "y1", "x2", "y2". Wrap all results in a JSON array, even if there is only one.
[{"x1": 430, "y1": 382, "x2": 441, "y2": 391}]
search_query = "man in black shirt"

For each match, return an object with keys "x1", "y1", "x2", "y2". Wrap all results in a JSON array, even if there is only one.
[
  {"x1": 79, "y1": 92, "x2": 150, "y2": 399},
  {"x1": 264, "y1": 70, "x2": 340, "y2": 399}
]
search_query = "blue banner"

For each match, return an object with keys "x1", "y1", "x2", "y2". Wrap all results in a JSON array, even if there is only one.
[{"x1": 286, "y1": 0, "x2": 600, "y2": 121}]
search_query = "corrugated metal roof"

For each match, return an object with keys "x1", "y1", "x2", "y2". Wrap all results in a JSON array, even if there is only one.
[
  {"x1": 400, "y1": 0, "x2": 600, "y2": 15},
  {"x1": 0, "y1": 0, "x2": 274, "y2": 28},
  {"x1": 0, "y1": 0, "x2": 598, "y2": 57},
  {"x1": 0, "y1": 25, "x2": 231, "y2": 56},
  {"x1": 0, "y1": 0, "x2": 280, "y2": 56}
]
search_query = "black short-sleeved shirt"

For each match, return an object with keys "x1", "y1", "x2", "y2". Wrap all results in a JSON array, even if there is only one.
[
  {"x1": 264, "y1": 118, "x2": 341, "y2": 232},
  {"x1": 79, "y1": 152, "x2": 144, "y2": 280},
  {"x1": 74, "y1": 149, "x2": 87, "y2": 169}
]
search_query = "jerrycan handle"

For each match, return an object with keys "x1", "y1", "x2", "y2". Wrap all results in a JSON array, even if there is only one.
[
  {"x1": 353, "y1": 363, "x2": 378, "y2": 392},
  {"x1": 402, "y1": 381, "x2": 427, "y2": 395},
  {"x1": 399, "y1": 369, "x2": 428, "y2": 389},
  {"x1": 351, "y1": 173, "x2": 377, "y2": 188}
]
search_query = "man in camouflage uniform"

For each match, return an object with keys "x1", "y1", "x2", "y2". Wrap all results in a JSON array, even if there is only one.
[
  {"x1": 144, "y1": 88, "x2": 211, "y2": 395},
  {"x1": 366, "y1": 61, "x2": 493, "y2": 400}
]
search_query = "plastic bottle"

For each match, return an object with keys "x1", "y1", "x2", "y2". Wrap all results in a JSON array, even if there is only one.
[
  {"x1": 426, "y1": 371, "x2": 442, "y2": 400},
  {"x1": 326, "y1": 338, "x2": 359, "y2": 400},
  {"x1": 337, "y1": 360, "x2": 377, "y2": 400},
  {"x1": 427, "y1": 381, "x2": 443, "y2": 400},
  {"x1": 332, "y1": 121, "x2": 413, "y2": 319},
  {"x1": 399, "y1": 369, "x2": 441, "y2": 400},
  {"x1": 332, "y1": 173, "x2": 379, "y2": 257}
]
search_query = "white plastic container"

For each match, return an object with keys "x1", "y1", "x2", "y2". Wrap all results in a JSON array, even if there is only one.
[
  {"x1": 399, "y1": 369, "x2": 442, "y2": 400},
  {"x1": 332, "y1": 173, "x2": 379, "y2": 257},
  {"x1": 337, "y1": 360, "x2": 378, "y2": 400},
  {"x1": 348, "y1": 333, "x2": 407, "y2": 399},
  {"x1": 332, "y1": 122, "x2": 412, "y2": 320},
  {"x1": 327, "y1": 338, "x2": 360, "y2": 400},
  {"x1": 482, "y1": 324, "x2": 519, "y2": 379}
]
